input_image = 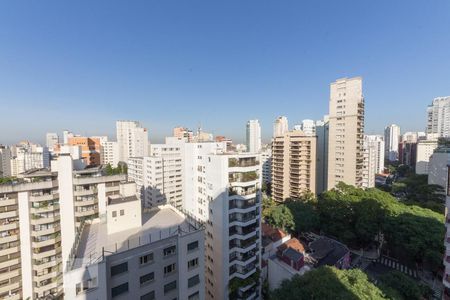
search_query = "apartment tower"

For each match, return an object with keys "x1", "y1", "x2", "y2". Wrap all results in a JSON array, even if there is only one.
[
  {"x1": 427, "y1": 96, "x2": 450, "y2": 138},
  {"x1": 271, "y1": 130, "x2": 317, "y2": 202},
  {"x1": 116, "y1": 120, "x2": 149, "y2": 163},
  {"x1": 327, "y1": 77, "x2": 365, "y2": 190},
  {"x1": 273, "y1": 116, "x2": 288, "y2": 138},
  {"x1": 384, "y1": 124, "x2": 401, "y2": 162},
  {"x1": 246, "y1": 120, "x2": 262, "y2": 154}
]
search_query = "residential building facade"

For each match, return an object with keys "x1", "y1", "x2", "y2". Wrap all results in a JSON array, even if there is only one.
[
  {"x1": 384, "y1": 124, "x2": 401, "y2": 162},
  {"x1": 246, "y1": 120, "x2": 262, "y2": 154},
  {"x1": 116, "y1": 120, "x2": 149, "y2": 163},
  {"x1": 273, "y1": 116, "x2": 289, "y2": 138},
  {"x1": 427, "y1": 96, "x2": 450, "y2": 138},
  {"x1": 416, "y1": 139, "x2": 439, "y2": 175}
]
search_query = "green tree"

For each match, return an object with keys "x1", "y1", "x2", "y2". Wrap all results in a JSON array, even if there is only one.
[
  {"x1": 266, "y1": 205, "x2": 295, "y2": 232},
  {"x1": 285, "y1": 199, "x2": 320, "y2": 233},
  {"x1": 271, "y1": 266, "x2": 387, "y2": 300},
  {"x1": 378, "y1": 271, "x2": 424, "y2": 300}
]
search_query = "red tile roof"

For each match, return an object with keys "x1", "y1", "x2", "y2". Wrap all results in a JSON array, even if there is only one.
[{"x1": 262, "y1": 223, "x2": 288, "y2": 242}]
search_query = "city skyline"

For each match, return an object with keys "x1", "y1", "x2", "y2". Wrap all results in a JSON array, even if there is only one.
[{"x1": 1, "y1": 1, "x2": 449, "y2": 144}]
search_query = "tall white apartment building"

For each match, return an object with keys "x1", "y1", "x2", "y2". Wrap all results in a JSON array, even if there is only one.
[
  {"x1": 116, "y1": 120, "x2": 149, "y2": 163},
  {"x1": 300, "y1": 119, "x2": 315, "y2": 136},
  {"x1": 384, "y1": 124, "x2": 401, "y2": 162},
  {"x1": 416, "y1": 139, "x2": 439, "y2": 175},
  {"x1": 92, "y1": 136, "x2": 120, "y2": 167},
  {"x1": 46, "y1": 133, "x2": 59, "y2": 149},
  {"x1": 260, "y1": 146, "x2": 272, "y2": 184},
  {"x1": 363, "y1": 135, "x2": 385, "y2": 188},
  {"x1": 0, "y1": 146, "x2": 12, "y2": 177},
  {"x1": 0, "y1": 156, "x2": 127, "y2": 300},
  {"x1": 64, "y1": 201, "x2": 205, "y2": 300},
  {"x1": 128, "y1": 143, "x2": 183, "y2": 209},
  {"x1": 273, "y1": 116, "x2": 289, "y2": 138},
  {"x1": 315, "y1": 117, "x2": 329, "y2": 194},
  {"x1": 327, "y1": 77, "x2": 365, "y2": 190},
  {"x1": 182, "y1": 142, "x2": 261, "y2": 300},
  {"x1": 63, "y1": 130, "x2": 75, "y2": 145},
  {"x1": 10, "y1": 143, "x2": 50, "y2": 177},
  {"x1": 246, "y1": 120, "x2": 262, "y2": 153},
  {"x1": 427, "y1": 96, "x2": 450, "y2": 138}
]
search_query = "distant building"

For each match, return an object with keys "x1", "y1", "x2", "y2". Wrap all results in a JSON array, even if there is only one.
[
  {"x1": 399, "y1": 134, "x2": 419, "y2": 168},
  {"x1": 427, "y1": 96, "x2": 450, "y2": 138},
  {"x1": 363, "y1": 135, "x2": 385, "y2": 188},
  {"x1": 428, "y1": 140, "x2": 450, "y2": 190},
  {"x1": 246, "y1": 119, "x2": 262, "y2": 153},
  {"x1": 116, "y1": 120, "x2": 149, "y2": 163},
  {"x1": 416, "y1": 139, "x2": 439, "y2": 175},
  {"x1": 10, "y1": 142, "x2": 50, "y2": 176},
  {"x1": 0, "y1": 146, "x2": 12, "y2": 177},
  {"x1": 46, "y1": 132, "x2": 59, "y2": 149},
  {"x1": 63, "y1": 130, "x2": 75, "y2": 144},
  {"x1": 384, "y1": 124, "x2": 401, "y2": 162},
  {"x1": 261, "y1": 146, "x2": 272, "y2": 184},
  {"x1": 173, "y1": 126, "x2": 193, "y2": 142},
  {"x1": 68, "y1": 136, "x2": 101, "y2": 166},
  {"x1": 301, "y1": 119, "x2": 315, "y2": 136},
  {"x1": 271, "y1": 130, "x2": 317, "y2": 202},
  {"x1": 273, "y1": 116, "x2": 289, "y2": 138},
  {"x1": 327, "y1": 77, "x2": 365, "y2": 190},
  {"x1": 315, "y1": 117, "x2": 329, "y2": 194}
]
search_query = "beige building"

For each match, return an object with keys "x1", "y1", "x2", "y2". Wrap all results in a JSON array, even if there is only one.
[
  {"x1": 271, "y1": 130, "x2": 317, "y2": 202},
  {"x1": 327, "y1": 77, "x2": 365, "y2": 190}
]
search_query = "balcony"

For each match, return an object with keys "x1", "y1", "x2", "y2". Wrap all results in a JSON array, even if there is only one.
[
  {"x1": 33, "y1": 246, "x2": 61, "y2": 260},
  {"x1": 30, "y1": 214, "x2": 60, "y2": 225},
  {"x1": 229, "y1": 237, "x2": 259, "y2": 252},
  {"x1": 229, "y1": 158, "x2": 259, "y2": 168},
  {"x1": 30, "y1": 192, "x2": 58, "y2": 202},
  {"x1": 229, "y1": 263, "x2": 258, "y2": 279}
]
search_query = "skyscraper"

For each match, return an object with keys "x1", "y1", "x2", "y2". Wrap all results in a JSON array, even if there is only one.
[
  {"x1": 327, "y1": 77, "x2": 365, "y2": 190},
  {"x1": 246, "y1": 119, "x2": 262, "y2": 153},
  {"x1": 271, "y1": 130, "x2": 317, "y2": 201},
  {"x1": 300, "y1": 119, "x2": 315, "y2": 136},
  {"x1": 273, "y1": 116, "x2": 289, "y2": 138},
  {"x1": 363, "y1": 135, "x2": 385, "y2": 188},
  {"x1": 384, "y1": 124, "x2": 401, "y2": 161},
  {"x1": 427, "y1": 96, "x2": 450, "y2": 138},
  {"x1": 116, "y1": 120, "x2": 149, "y2": 163}
]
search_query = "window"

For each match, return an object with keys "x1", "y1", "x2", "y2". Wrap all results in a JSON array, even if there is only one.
[
  {"x1": 187, "y1": 241, "x2": 198, "y2": 252},
  {"x1": 188, "y1": 275, "x2": 200, "y2": 288},
  {"x1": 140, "y1": 272, "x2": 154, "y2": 286},
  {"x1": 164, "y1": 263, "x2": 176, "y2": 275},
  {"x1": 188, "y1": 258, "x2": 198, "y2": 270},
  {"x1": 163, "y1": 245, "x2": 176, "y2": 257},
  {"x1": 139, "y1": 253, "x2": 153, "y2": 265},
  {"x1": 120, "y1": 209, "x2": 124, "y2": 216},
  {"x1": 112, "y1": 211, "x2": 117, "y2": 218},
  {"x1": 111, "y1": 282, "x2": 128, "y2": 298},
  {"x1": 76, "y1": 277, "x2": 98, "y2": 295},
  {"x1": 111, "y1": 262, "x2": 128, "y2": 276},
  {"x1": 164, "y1": 281, "x2": 177, "y2": 294},
  {"x1": 188, "y1": 292, "x2": 200, "y2": 300},
  {"x1": 140, "y1": 291, "x2": 155, "y2": 300}
]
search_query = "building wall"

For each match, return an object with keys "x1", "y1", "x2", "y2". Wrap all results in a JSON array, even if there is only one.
[
  {"x1": 116, "y1": 121, "x2": 149, "y2": 163},
  {"x1": 246, "y1": 120, "x2": 262, "y2": 154},
  {"x1": 416, "y1": 139, "x2": 439, "y2": 175},
  {"x1": 327, "y1": 77, "x2": 365, "y2": 190},
  {"x1": 68, "y1": 137, "x2": 101, "y2": 166},
  {"x1": 384, "y1": 124, "x2": 401, "y2": 161},
  {"x1": 427, "y1": 96, "x2": 450, "y2": 138}
]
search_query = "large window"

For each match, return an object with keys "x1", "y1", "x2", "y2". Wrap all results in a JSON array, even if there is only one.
[
  {"x1": 187, "y1": 241, "x2": 198, "y2": 252},
  {"x1": 111, "y1": 282, "x2": 128, "y2": 298},
  {"x1": 139, "y1": 253, "x2": 154, "y2": 265},
  {"x1": 163, "y1": 245, "x2": 176, "y2": 257},
  {"x1": 188, "y1": 275, "x2": 200, "y2": 288},
  {"x1": 164, "y1": 263, "x2": 176, "y2": 275},
  {"x1": 111, "y1": 262, "x2": 128, "y2": 277},
  {"x1": 140, "y1": 291, "x2": 155, "y2": 300},
  {"x1": 188, "y1": 258, "x2": 199, "y2": 270},
  {"x1": 188, "y1": 292, "x2": 200, "y2": 300},
  {"x1": 164, "y1": 281, "x2": 177, "y2": 294},
  {"x1": 140, "y1": 272, "x2": 154, "y2": 286}
]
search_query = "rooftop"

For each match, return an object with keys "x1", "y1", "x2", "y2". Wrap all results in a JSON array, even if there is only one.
[
  {"x1": 262, "y1": 223, "x2": 289, "y2": 244},
  {"x1": 108, "y1": 194, "x2": 138, "y2": 205},
  {"x1": 71, "y1": 205, "x2": 201, "y2": 269},
  {"x1": 309, "y1": 237, "x2": 349, "y2": 267},
  {"x1": 278, "y1": 238, "x2": 306, "y2": 254}
]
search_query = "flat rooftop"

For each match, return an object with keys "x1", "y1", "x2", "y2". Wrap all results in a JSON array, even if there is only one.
[{"x1": 72, "y1": 206, "x2": 198, "y2": 269}]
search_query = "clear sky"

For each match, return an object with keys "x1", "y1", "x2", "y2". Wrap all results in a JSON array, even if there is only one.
[{"x1": 0, "y1": 1, "x2": 449, "y2": 144}]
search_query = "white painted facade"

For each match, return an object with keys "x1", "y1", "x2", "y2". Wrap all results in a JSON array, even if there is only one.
[
  {"x1": 416, "y1": 139, "x2": 439, "y2": 175},
  {"x1": 427, "y1": 96, "x2": 450, "y2": 138},
  {"x1": 46, "y1": 133, "x2": 59, "y2": 149},
  {"x1": 116, "y1": 120, "x2": 149, "y2": 163},
  {"x1": 273, "y1": 116, "x2": 288, "y2": 138},
  {"x1": 246, "y1": 119, "x2": 262, "y2": 154},
  {"x1": 384, "y1": 124, "x2": 401, "y2": 162}
]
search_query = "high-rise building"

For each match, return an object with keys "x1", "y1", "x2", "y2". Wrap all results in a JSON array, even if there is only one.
[
  {"x1": 173, "y1": 126, "x2": 194, "y2": 142},
  {"x1": 181, "y1": 142, "x2": 262, "y2": 300},
  {"x1": 0, "y1": 146, "x2": 12, "y2": 177},
  {"x1": 273, "y1": 116, "x2": 289, "y2": 138},
  {"x1": 0, "y1": 156, "x2": 127, "y2": 300},
  {"x1": 428, "y1": 140, "x2": 450, "y2": 189},
  {"x1": 416, "y1": 138, "x2": 439, "y2": 175},
  {"x1": 116, "y1": 120, "x2": 149, "y2": 163},
  {"x1": 64, "y1": 202, "x2": 205, "y2": 300},
  {"x1": 398, "y1": 140, "x2": 418, "y2": 168},
  {"x1": 363, "y1": 135, "x2": 385, "y2": 188},
  {"x1": 68, "y1": 137, "x2": 101, "y2": 166},
  {"x1": 46, "y1": 133, "x2": 59, "y2": 149},
  {"x1": 261, "y1": 146, "x2": 272, "y2": 185},
  {"x1": 128, "y1": 143, "x2": 183, "y2": 209},
  {"x1": 384, "y1": 124, "x2": 401, "y2": 162},
  {"x1": 10, "y1": 143, "x2": 50, "y2": 177},
  {"x1": 272, "y1": 130, "x2": 317, "y2": 202},
  {"x1": 427, "y1": 96, "x2": 450, "y2": 138},
  {"x1": 92, "y1": 136, "x2": 120, "y2": 167},
  {"x1": 300, "y1": 119, "x2": 315, "y2": 136},
  {"x1": 315, "y1": 117, "x2": 329, "y2": 194},
  {"x1": 63, "y1": 130, "x2": 75, "y2": 145},
  {"x1": 327, "y1": 77, "x2": 365, "y2": 190},
  {"x1": 246, "y1": 119, "x2": 262, "y2": 153}
]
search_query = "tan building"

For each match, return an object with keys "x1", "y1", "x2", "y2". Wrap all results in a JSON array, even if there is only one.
[
  {"x1": 271, "y1": 130, "x2": 316, "y2": 202},
  {"x1": 68, "y1": 137, "x2": 101, "y2": 166},
  {"x1": 173, "y1": 126, "x2": 193, "y2": 142},
  {"x1": 327, "y1": 77, "x2": 365, "y2": 190}
]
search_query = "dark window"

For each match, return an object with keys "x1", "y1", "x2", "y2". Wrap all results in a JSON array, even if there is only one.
[
  {"x1": 112, "y1": 211, "x2": 117, "y2": 218},
  {"x1": 111, "y1": 282, "x2": 128, "y2": 298},
  {"x1": 140, "y1": 291, "x2": 155, "y2": 300},
  {"x1": 164, "y1": 281, "x2": 177, "y2": 294},
  {"x1": 164, "y1": 263, "x2": 176, "y2": 275},
  {"x1": 120, "y1": 209, "x2": 124, "y2": 216},
  {"x1": 140, "y1": 272, "x2": 154, "y2": 286},
  {"x1": 187, "y1": 241, "x2": 198, "y2": 252},
  {"x1": 111, "y1": 262, "x2": 128, "y2": 276},
  {"x1": 188, "y1": 258, "x2": 198, "y2": 270},
  {"x1": 139, "y1": 253, "x2": 153, "y2": 265},
  {"x1": 163, "y1": 245, "x2": 176, "y2": 257},
  {"x1": 188, "y1": 292, "x2": 200, "y2": 300},
  {"x1": 188, "y1": 275, "x2": 200, "y2": 288}
]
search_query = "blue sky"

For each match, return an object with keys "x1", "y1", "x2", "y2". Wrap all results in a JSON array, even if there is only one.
[{"x1": 0, "y1": 1, "x2": 449, "y2": 144}]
